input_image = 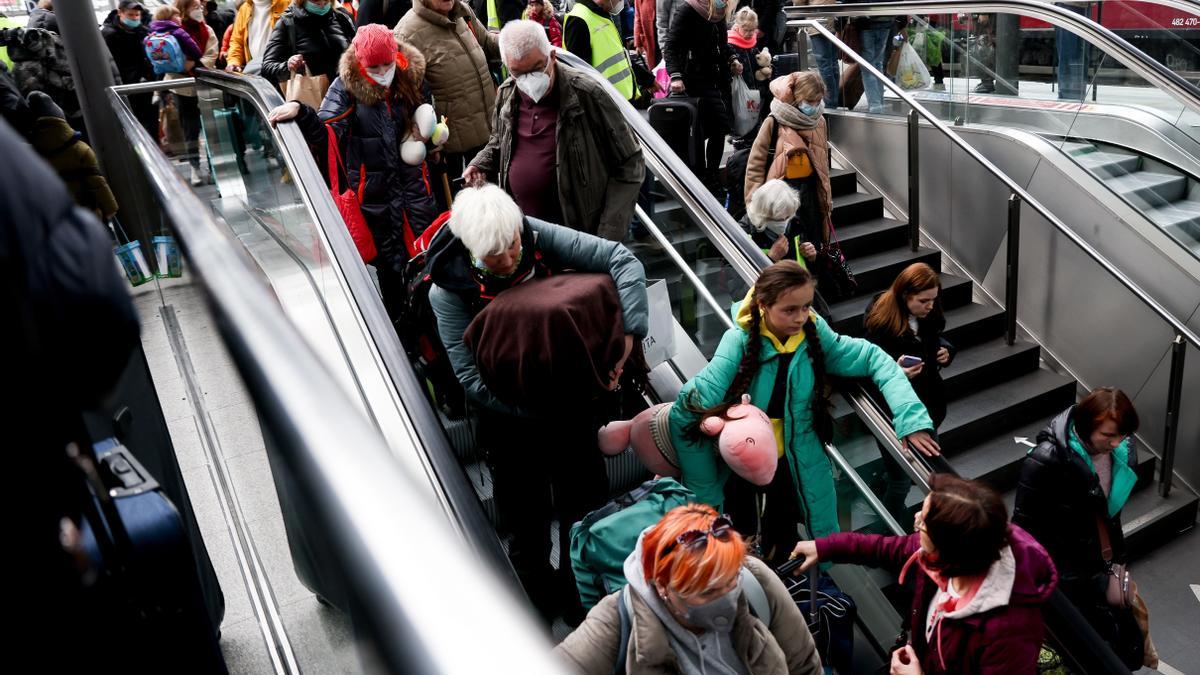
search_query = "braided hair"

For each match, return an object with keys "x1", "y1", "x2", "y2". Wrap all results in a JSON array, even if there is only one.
[{"x1": 687, "y1": 261, "x2": 833, "y2": 443}]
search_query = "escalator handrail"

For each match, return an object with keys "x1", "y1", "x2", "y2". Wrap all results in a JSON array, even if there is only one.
[
  {"x1": 791, "y1": 16, "x2": 1200, "y2": 353},
  {"x1": 181, "y1": 69, "x2": 521, "y2": 584},
  {"x1": 106, "y1": 86, "x2": 560, "y2": 673},
  {"x1": 785, "y1": 0, "x2": 1200, "y2": 115}
]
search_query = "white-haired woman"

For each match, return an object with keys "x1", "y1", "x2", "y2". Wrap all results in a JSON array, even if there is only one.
[
  {"x1": 425, "y1": 184, "x2": 649, "y2": 623},
  {"x1": 742, "y1": 178, "x2": 798, "y2": 262}
]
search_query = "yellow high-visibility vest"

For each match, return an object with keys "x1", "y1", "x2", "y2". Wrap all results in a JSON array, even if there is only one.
[
  {"x1": 564, "y1": 3, "x2": 635, "y2": 101},
  {"x1": 487, "y1": 0, "x2": 500, "y2": 29}
]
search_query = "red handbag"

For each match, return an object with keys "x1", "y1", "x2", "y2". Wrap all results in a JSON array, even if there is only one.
[{"x1": 326, "y1": 124, "x2": 377, "y2": 263}]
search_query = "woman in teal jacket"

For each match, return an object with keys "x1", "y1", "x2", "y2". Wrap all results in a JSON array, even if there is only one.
[{"x1": 668, "y1": 261, "x2": 939, "y2": 561}]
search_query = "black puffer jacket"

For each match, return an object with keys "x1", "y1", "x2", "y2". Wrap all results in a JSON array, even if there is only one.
[
  {"x1": 101, "y1": 10, "x2": 155, "y2": 86},
  {"x1": 261, "y1": 4, "x2": 355, "y2": 82},
  {"x1": 1012, "y1": 407, "x2": 1135, "y2": 603},
  {"x1": 861, "y1": 293, "x2": 955, "y2": 427},
  {"x1": 662, "y1": 1, "x2": 730, "y2": 95},
  {"x1": 26, "y1": 7, "x2": 58, "y2": 33},
  {"x1": 294, "y1": 39, "x2": 437, "y2": 271}
]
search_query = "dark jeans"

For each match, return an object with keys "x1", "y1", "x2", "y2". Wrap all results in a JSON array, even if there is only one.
[
  {"x1": 478, "y1": 407, "x2": 609, "y2": 621},
  {"x1": 130, "y1": 92, "x2": 159, "y2": 141},
  {"x1": 177, "y1": 94, "x2": 202, "y2": 169},
  {"x1": 725, "y1": 457, "x2": 804, "y2": 566}
]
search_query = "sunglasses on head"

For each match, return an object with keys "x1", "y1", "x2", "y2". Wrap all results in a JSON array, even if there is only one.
[{"x1": 664, "y1": 515, "x2": 734, "y2": 554}]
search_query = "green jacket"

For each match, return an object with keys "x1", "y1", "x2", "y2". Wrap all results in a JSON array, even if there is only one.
[
  {"x1": 908, "y1": 25, "x2": 946, "y2": 67},
  {"x1": 428, "y1": 217, "x2": 648, "y2": 416},
  {"x1": 667, "y1": 297, "x2": 933, "y2": 541}
]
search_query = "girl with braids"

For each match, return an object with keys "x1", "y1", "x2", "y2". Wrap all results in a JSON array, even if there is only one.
[{"x1": 667, "y1": 261, "x2": 940, "y2": 562}]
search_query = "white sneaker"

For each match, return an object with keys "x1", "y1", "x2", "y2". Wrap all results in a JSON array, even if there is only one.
[
  {"x1": 931, "y1": 83, "x2": 945, "y2": 91},
  {"x1": 189, "y1": 166, "x2": 203, "y2": 186}
]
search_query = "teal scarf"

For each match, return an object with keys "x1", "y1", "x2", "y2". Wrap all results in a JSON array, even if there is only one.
[{"x1": 1068, "y1": 426, "x2": 1136, "y2": 517}]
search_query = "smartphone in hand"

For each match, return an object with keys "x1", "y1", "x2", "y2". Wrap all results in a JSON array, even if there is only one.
[{"x1": 899, "y1": 355, "x2": 924, "y2": 368}]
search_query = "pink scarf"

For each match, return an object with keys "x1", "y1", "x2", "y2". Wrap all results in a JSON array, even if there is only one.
[{"x1": 898, "y1": 549, "x2": 984, "y2": 671}]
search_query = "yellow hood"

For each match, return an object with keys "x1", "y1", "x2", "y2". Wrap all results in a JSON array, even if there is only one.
[{"x1": 735, "y1": 287, "x2": 807, "y2": 354}]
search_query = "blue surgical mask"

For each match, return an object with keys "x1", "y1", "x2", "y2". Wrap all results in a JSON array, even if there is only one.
[
  {"x1": 121, "y1": 17, "x2": 141, "y2": 29},
  {"x1": 714, "y1": 0, "x2": 727, "y2": 8},
  {"x1": 799, "y1": 100, "x2": 824, "y2": 118},
  {"x1": 305, "y1": 1, "x2": 332, "y2": 15}
]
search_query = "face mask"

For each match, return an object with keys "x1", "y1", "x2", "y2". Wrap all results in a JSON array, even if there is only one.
[
  {"x1": 305, "y1": 1, "x2": 332, "y2": 15},
  {"x1": 799, "y1": 100, "x2": 825, "y2": 118},
  {"x1": 121, "y1": 17, "x2": 141, "y2": 29},
  {"x1": 189, "y1": 8, "x2": 205, "y2": 21},
  {"x1": 757, "y1": 218, "x2": 788, "y2": 233},
  {"x1": 672, "y1": 583, "x2": 741, "y2": 632},
  {"x1": 367, "y1": 64, "x2": 396, "y2": 87},
  {"x1": 515, "y1": 63, "x2": 552, "y2": 103},
  {"x1": 713, "y1": 0, "x2": 727, "y2": 9}
]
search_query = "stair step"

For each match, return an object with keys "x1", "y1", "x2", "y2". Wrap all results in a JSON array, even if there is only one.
[
  {"x1": 942, "y1": 302, "x2": 1007, "y2": 350},
  {"x1": 834, "y1": 217, "x2": 910, "y2": 260},
  {"x1": 952, "y1": 419, "x2": 1049, "y2": 489},
  {"x1": 1075, "y1": 150, "x2": 1141, "y2": 178},
  {"x1": 832, "y1": 192, "x2": 884, "y2": 225},
  {"x1": 828, "y1": 273, "x2": 973, "y2": 336},
  {"x1": 1122, "y1": 484, "x2": 1200, "y2": 558},
  {"x1": 1106, "y1": 171, "x2": 1188, "y2": 208},
  {"x1": 841, "y1": 246, "x2": 941, "y2": 297},
  {"x1": 938, "y1": 368, "x2": 1076, "y2": 453},
  {"x1": 1059, "y1": 141, "x2": 1097, "y2": 157},
  {"x1": 942, "y1": 338, "x2": 1042, "y2": 399},
  {"x1": 1145, "y1": 200, "x2": 1200, "y2": 238},
  {"x1": 829, "y1": 168, "x2": 858, "y2": 197}
]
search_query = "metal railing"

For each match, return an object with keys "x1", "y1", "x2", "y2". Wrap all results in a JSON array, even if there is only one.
[
  {"x1": 788, "y1": 13, "x2": 1198, "y2": 499},
  {"x1": 107, "y1": 83, "x2": 560, "y2": 674},
  {"x1": 785, "y1": 0, "x2": 1200, "y2": 116}
]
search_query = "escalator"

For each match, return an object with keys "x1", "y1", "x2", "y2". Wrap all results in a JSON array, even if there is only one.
[{"x1": 107, "y1": 16, "x2": 1195, "y2": 670}]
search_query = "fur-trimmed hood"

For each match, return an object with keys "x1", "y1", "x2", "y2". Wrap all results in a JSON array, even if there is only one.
[{"x1": 337, "y1": 38, "x2": 426, "y2": 106}]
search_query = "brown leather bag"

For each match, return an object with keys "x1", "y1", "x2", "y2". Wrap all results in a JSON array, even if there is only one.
[{"x1": 1096, "y1": 514, "x2": 1133, "y2": 608}]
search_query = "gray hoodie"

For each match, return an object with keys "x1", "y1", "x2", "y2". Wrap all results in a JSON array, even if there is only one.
[{"x1": 623, "y1": 534, "x2": 752, "y2": 675}]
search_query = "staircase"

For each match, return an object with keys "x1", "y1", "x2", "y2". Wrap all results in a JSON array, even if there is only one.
[
  {"x1": 820, "y1": 162, "x2": 1199, "y2": 557},
  {"x1": 1059, "y1": 138, "x2": 1200, "y2": 258}
]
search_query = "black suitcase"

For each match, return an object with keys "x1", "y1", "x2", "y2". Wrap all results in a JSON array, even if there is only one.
[
  {"x1": 771, "y1": 53, "x2": 801, "y2": 79},
  {"x1": 78, "y1": 438, "x2": 228, "y2": 673},
  {"x1": 648, "y1": 94, "x2": 704, "y2": 169}
]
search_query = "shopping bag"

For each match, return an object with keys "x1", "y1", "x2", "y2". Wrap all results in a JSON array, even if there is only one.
[
  {"x1": 153, "y1": 235, "x2": 183, "y2": 278},
  {"x1": 730, "y1": 76, "x2": 762, "y2": 137},
  {"x1": 896, "y1": 42, "x2": 931, "y2": 90},
  {"x1": 112, "y1": 221, "x2": 153, "y2": 287},
  {"x1": 653, "y1": 60, "x2": 670, "y2": 99},
  {"x1": 286, "y1": 66, "x2": 330, "y2": 110},
  {"x1": 326, "y1": 125, "x2": 377, "y2": 263},
  {"x1": 641, "y1": 280, "x2": 676, "y2": 369},
  {"x1": 160, "y1": 97, "x2": 184, "y2": 151}
]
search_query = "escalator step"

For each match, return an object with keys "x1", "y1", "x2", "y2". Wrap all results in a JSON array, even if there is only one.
[
  {"x1": 833, "y1": 217, "x2": 909, "y2": 260},
  {"x1": 832, "y1": 192, "x2": 884, "y2": 226},
  {"x1": 941, "y1": 302, "x2": 1006, "y2": 350},
  {"x1": 938, "y1": 368, "x2": 1076, "y2": 454},
  {"x1": 941, "y1": 337, "x2": 1042, "y2": 400}
]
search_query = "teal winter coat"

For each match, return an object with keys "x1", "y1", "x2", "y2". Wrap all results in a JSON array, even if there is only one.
[{"x1": 667, "y1": 299, "x2": 933, "y2": 541}]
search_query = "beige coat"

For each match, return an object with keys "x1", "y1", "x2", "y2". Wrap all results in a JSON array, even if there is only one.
[
  {"x1": 395, "y1": 0, "x2": 500, "y2": 153},
  {"x1": 744, "y1": 115, "x2": 832, "y2": 241},
  {"x1": 554, "y1": 557, "x2": 823, "y2": 675}
]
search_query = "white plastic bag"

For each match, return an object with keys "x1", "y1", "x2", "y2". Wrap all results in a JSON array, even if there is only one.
[
  {"x1": 896, "y1": 42, "x2": 931, "y2": 90},
  {"x1": 730, "y1": 76, "x2": 762, "y2": 137}
]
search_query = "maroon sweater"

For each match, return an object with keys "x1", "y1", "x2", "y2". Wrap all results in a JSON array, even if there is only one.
[{"x1": 816, "y1": 525, "x2": 1057, "y2": 674}]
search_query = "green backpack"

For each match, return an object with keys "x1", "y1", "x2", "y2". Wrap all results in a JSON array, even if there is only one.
[{"x1": 569, "y1": 478, "x2": 696, "y2": 610}]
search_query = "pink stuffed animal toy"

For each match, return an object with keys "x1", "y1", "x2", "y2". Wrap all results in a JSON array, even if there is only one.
[{"x1": 597, "y1": 395, "x2": 778, "y2": 485}]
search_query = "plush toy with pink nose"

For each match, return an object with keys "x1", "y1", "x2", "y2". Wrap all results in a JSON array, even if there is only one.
[{"x1": 597, "y1": 395, "x2": 778, "y2": 486}]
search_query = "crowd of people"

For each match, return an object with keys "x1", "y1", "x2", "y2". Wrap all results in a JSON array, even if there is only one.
[{"x1": 0, "y1": 0, "x2": 1162, "y2": 672}]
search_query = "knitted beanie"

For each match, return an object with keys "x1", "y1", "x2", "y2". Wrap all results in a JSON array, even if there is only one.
[{"x1": 353, "y1": 24, "x2": 396, "y2": 68}]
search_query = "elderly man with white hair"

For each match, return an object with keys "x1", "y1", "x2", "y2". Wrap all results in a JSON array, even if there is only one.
[
  {"x1": 425, "y1": 183, "x2": 648, "y2": 623},
  {"x1": 462, "y1": 20, "x2": 644, "y2": 242}
]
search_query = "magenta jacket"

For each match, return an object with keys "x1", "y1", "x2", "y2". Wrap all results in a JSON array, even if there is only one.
[{"x1": 816, "y1": 525, "x2": 1057, "y2": 674}]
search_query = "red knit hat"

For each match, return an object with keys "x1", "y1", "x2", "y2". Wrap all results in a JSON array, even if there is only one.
[{"x1": 353, "y1": 24, "x2": 397, "y2": 68}]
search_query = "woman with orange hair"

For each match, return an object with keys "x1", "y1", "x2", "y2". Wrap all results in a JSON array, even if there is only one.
[
  {"x1": 556, "y1": 504, "x2": 821, "y2": 674},
  {"x1": 863, "y1": 262, "x2": 955, "y2": 517}
]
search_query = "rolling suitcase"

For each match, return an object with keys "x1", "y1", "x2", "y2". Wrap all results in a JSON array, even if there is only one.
[
  {"x1": 776, "y1": 556, "x2": 856, "y2": 673},
  {"x1": 771, "y1": 53, "x2": 801, "y2": 79},
  {"x1": 78, "y1": 438, "x2": 228, "y2": 673},
  {"x1": 647, "y1": 93, "x2": 704, "y2": 169}
]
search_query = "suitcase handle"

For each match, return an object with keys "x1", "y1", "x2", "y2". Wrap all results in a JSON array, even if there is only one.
[{"x1": 776, "y1": 556, "x2": 820, "y2": 608}]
